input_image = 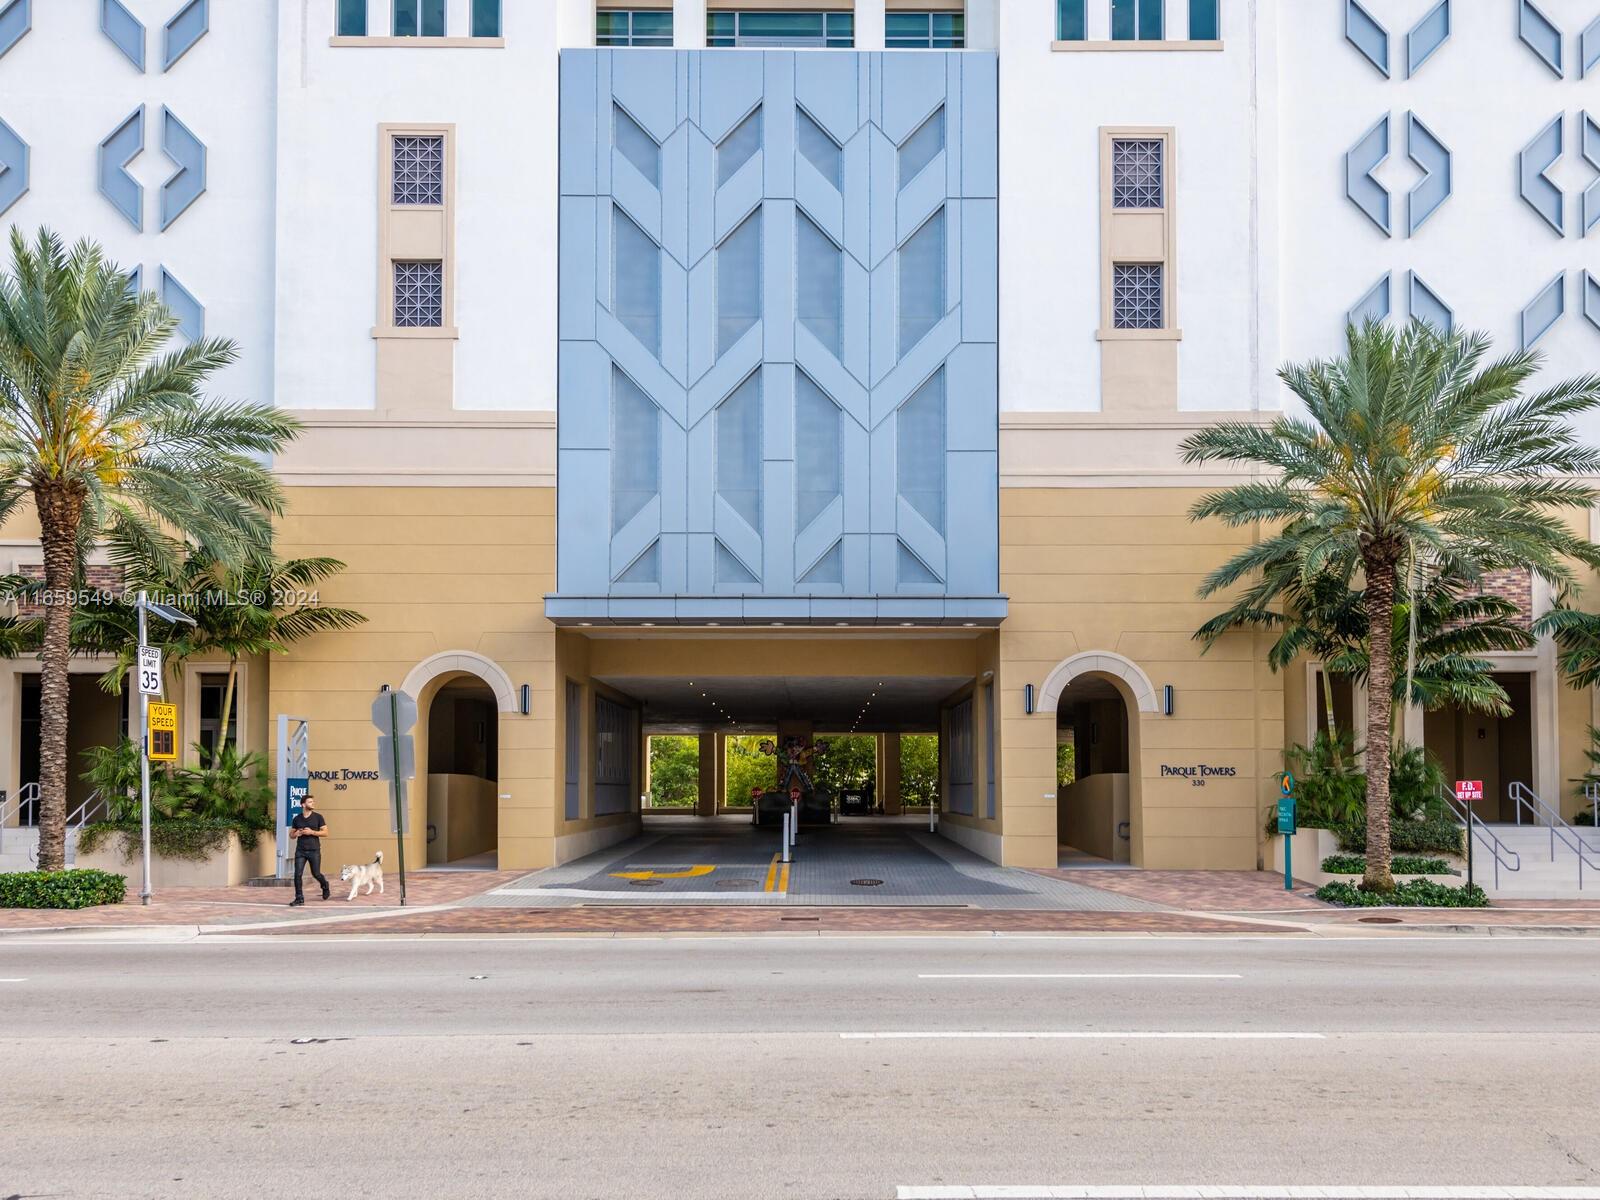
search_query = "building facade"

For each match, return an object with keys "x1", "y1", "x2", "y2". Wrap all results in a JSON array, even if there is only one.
[{"x1": 3, "y1": 0, "x2": 1600, "y2": 874}]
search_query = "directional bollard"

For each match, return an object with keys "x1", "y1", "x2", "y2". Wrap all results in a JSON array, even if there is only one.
[
  {"x1": 790, "y1": 800, "x2": 799, "y2": 849},
  {"x1": 781, "y1": 812, "x2": 791, "y2": 864}
]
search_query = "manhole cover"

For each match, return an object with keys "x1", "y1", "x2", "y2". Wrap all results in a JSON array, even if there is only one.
[
  {"x1": 850, "y1": 878, "x2": 885, "y2": 887},
  {"x1": 628, "y1": 878, "x2": 665, "y2": 887},
  {"x1": 714, "y1": 878, "x2": 758, "y2": 890},
  {"x1": 1358, "y1": 915, "x2": 1402, "y2": 923}
]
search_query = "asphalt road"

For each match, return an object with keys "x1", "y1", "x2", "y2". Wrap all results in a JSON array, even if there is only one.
[{"x1": 2, "y1": 933, "x2": 1598, "y2": 1200}]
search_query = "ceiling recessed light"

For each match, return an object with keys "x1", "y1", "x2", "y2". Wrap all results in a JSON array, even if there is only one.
[
  {"x1": 579, "y1": 622, "x2": 593, "y2": 627},
  {"x1": 772, "y1": 622, "x2": 784, "y2": 627},
  {"x1": 899, "y1": 622, "x2": 913, "y2": 627},
  {"x1": 962, "y1": 622, "x2": 976, "y2": 628},
  {"x1": 641, "y1": 622, "x2": 655, "y2": 627}
]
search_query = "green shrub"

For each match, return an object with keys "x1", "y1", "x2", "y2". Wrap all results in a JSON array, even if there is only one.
[
  {"x1": 77, "y1": 818, "x2": 268, "y2": 862},
  {"x1": 1389, "y1": 744, "x2": 1452, "y2": 822},
  {"x1": 1340, "y1": 815, "x2": 1464, "y2": 856},
  {"x1": 1282, "y1": 732, "x2": 1364, "y2": 829},
  {"x1": 0, "y1": 868, "x2": 126, "y2": 909},
  {"x1": 1315, "y1": 878, "x2": 1488, "y2": 908},
  {"x1": 1322, "y1": 853, "x2": 1454, "y2": 876}
]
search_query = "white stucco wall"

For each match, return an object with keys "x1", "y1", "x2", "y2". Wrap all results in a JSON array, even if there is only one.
[{"x1": 0, "y1": 0, "x2": 278, "y2": 407}]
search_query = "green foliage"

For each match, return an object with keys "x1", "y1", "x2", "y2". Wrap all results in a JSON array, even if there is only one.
[
  {"x1": 724, "y1": 735, "x2": 776, "y2": 807},
  {"x1": 812, "y1": 735, "x2": 877, "y2": 794},
  {"x1": 162, "y1": 742, "x2": 274, "y2": 823},
  {"x1": 1339, "y1": 816, "x2": 1464, "y2": 857},
  {"x1": 1388, "y1": 743, "x2": 1451, "y2": 821},
  {"x1": 1284, "y1": 732, "x2": 1365, "y2": 829},
  {"x1": 0, "y1": 869, "x2": 126, "y2": 909},
  {"x1": 79, "y1": 737, "x2": 150, "y2": 822},
  {"x1": 1315, "y1": 879, "x2": 1488, "y2": 908},
  {"x1": 1537, "y1": 607, "x2": 1600, "y2": 692},
  {"x1": 1056, "y1": 742, "x2": 1076, "y2": 788},
  {"x1": 1322, "y1": 854, "x2": 1453, "y2": 876},
  {"x1": 648, "y1": 736, "x2": 700, "y2": 808},
  {"x1": 76, "y1": 818, "x2": 265, "y2": 862},
  {"x1": 900, "y1": 733, "x2": 938, "y2": 807},
  {"x1": 1567, "y1": 725, "x2": 1600, "y2": 808}
]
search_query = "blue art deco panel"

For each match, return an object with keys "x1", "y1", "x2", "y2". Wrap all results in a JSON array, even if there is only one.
[{"x1": 553, "y1": 50, "x2": 1001, "y2": 625}]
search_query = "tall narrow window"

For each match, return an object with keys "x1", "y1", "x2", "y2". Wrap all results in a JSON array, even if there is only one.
[
  {"x1": 564, "y1": 681, "x2": 581, "y2": 820},
  {"x1": 471, "y1": 0, "x2": 501, "y2": 37},
  {"x1": 1112, "y1": 0, "x2": 1164, "y2": 40},
  {"x1": 796, "y1": 110, "x2": 842, "y2": 190},
  {"x1": 716, "y1": 375, "x2": 761, "y2": 530},
  {"x1": 1111, "y1": 138, "x2": 1163, "y2": 209},
  {"x1": 393, "y1": 261, "x2": 443, "y2": 327},
  {"x1": 898, "y1": 108, "x2": 944, "y2": 191},
  {"x1": 897, "y1": 208, "x2": 945, "y2": 357},
  {"x1": 1057, "y1": 0, "x2": 1086, "y2": 40},
  {"x1": 795, "y1": 372, "x2": 842, "y2": 529},
  {"x1": 1112, "y1": 263, "x2": 1164, "y2": 329},
  {"x1": 337, "y1": 0, "x2": 367, "y2": 36},
  {"x1": 716, "y1": 210, "x2": 761, "y2": 356},
  {"x1": 614, "y1": 105, "x2": 661, "y2": 187},
  {"x1": 392, "y1": 135, "x2": 445, "y2": 205},
  {"x1": 393, "y1": 0, "x2": 445, "y2": 37},
  {"x1": 897, "y1": 369, "x2": 945, "y2": 535},
  {"x1": 797, "y1": 214, "x2": 842, "y2": 356},
  {"x1": 613, "y1": 208, "x2": 661, "y2": 356},
  {"x1": 1189, "y1": 0, "x2": 1219, "y2": 40},
  {"x1": 612, "y1": 368, "x2": 660, "y2": 532},
  {"x1": 717, "y1": 108, "x2": 762, "y2": 187}
]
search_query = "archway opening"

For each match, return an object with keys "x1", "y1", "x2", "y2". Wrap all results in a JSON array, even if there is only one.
[
  {"x1": 425, "y1": 678, "x2": 500, "y2": 869},
  {"x1": 1054, "y1": 673, "x2": 1133, "y2": 867}
]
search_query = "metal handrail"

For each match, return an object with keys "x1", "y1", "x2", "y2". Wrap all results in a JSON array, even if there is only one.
[
  {"x1": 0, "y1": 782, "x2": 41, "y2": 854},
  {"x1": 1508, "y1": 781, "x2": 1600, "y2": 889},
  {"x1": 1441, "y1": 787, "x2": 1520, "y2": 890},
  {"x1": 5, "y1": 786, "x2": 107, "y2": 864}
]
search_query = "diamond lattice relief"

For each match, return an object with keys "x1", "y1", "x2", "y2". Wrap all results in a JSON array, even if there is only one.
[
  {"x1": 1112, "y1": 263, "x2": 1162, "y2": 330},
  {"x1": 394, "y1": 260, "x2": 443, "y2": 327},
  {"x1": 392, "y1": 135, "x2": 444, "y2": 205},
  {"x1": 1111, "y1": 138, "x2": 1162, "y2": 209}
]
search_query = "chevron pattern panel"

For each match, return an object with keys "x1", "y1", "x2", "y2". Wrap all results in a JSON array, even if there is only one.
[{"x1": 553, "y1": 50, "x2": 1000, "y2": 626}]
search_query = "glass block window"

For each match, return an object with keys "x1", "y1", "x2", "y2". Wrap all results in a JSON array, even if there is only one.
[
  {"x1": 795, "y1": 371, "x2": 842, "y2": 530},
  {"x1": 613, "y1": 207, "x2": 661, "y2": 356},
  {"x1": 717, "y1": 108, "x2": 762, "y2": 187},
  {"x1": 596, "y1": 9, "x2": 674, "y2": 46},
  {"x1": 1112, "y1": 0, "x2": 1164, "y2": 40},
  {"x1": 391, "y1": 135, "x2": 444, "y2": 206},
  {"x1": 614, "y1": 105, "x2": 660, "y2": 186},
  {"x1": 393, "y1": 260, "x2": 443, "y2": 327},
  {"x1": 897, "y1": 208, "x2": 945, "y2": 356},
  {"x1": 897, "y1": 368, "x2": 946, "y2": 535},
  {"x1": 716, "y1": 374, "x2": 762, "y2": 529},
  {"x1": 1057, "y1": 0, "x2": 1086, "y2": 40},
  {"x1": 707, "y1": 11, "x2": 853, "y2": 47},
  {"x1": 471, "y1": 0, "x2": 501, "y2": 37},
  {"x1": 796, "y1": 110, "x2": 842, "y2": 189},
  {"x1": 1112, "y1": 263, "x2": 1164, "y2": 330},
  {"x1": 898, "y1": 107, "x2": 944, "y2": 191},
  {"x1": 1189, "y1": 0, "x2": 1220, "y2": 40},
  {"x1": 885, "y1": 12, "x2": 964, "y2": 48},
  {"x1": 797, "y1": 214, "x2": 843, "y2": 356},
  {"x1": 393, "y1": 0, "x2": 445, "y2": 37},
  {"x1": 337, "y1": 0, "x2": 367, "y2": 36},
  {"x1": 612, "y1": 367, "x2": 660, "y2": 532},
  {"x1": 716, "y1": 209, "x2": 762, "y2": 356},
  {"x1": 1111, "y1": 138, "x2": 1163, "y2": 209},
  {"x1": 564, "y1": 680, "x2": 581, "y2": 820}
]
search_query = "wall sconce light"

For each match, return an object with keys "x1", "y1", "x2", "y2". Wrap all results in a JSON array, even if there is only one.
[
  {"x1": 1163, "y1": 684, "x2": 1174, "y2": 717},
  {"x1": 1024, "y1": 683, "x2": 1035, "y2": 715},
  {"x1": 519, "y1": 684, "x2": 531, "y2": 715}
]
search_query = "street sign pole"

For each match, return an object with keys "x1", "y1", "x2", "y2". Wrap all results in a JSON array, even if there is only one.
[
  {"x1": 137, "y1": 592, "x2": 151, "y2": 906},
  {"x1": 1277, "y1": 772, "x2": 1297, "y2": 892},
  {"x1": 390, "y1": 688, "x2": 407, "y2": 907}
]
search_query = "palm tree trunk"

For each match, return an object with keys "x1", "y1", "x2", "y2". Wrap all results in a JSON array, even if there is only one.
[
  {"x1": 1320, "y1": 667, "x2": 1343, "y2": 770},
  {"x1": 1362, "y1": 549, "x2": 1399, "y2": 893},
  {"x1": 215, "y1": 656, "x2": 238, "y2": 766},
  {"x1": 33, "y1": 482, "x2": 85, "y2": 872}
]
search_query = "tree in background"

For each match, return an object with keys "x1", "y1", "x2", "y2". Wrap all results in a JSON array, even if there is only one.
[
  {"x1": 1056, "y1": 742, "x2": 1076, "y2": 788},
  {"x1": 0, "y1": 229, "x2": 299, "y2": 869},
  {"x1": 724, "y1": 734, "x2": 776, "y2": 807},
  {"x1": 900, "y1": 734, "x2": 938, "y2": 807},
  {"x1": 647, "y1": 736, "x2": 699, "y2": 808},
  {"x1": 812, "y1": 734, "x2": 877, "y2": 794},
  {"x1": 1184, "y1": 321, "x2": 1600, "y2": 892}
]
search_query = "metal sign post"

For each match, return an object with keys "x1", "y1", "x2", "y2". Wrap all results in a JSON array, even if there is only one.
[
  {"x1": 132, "y1": 592, "x2": 194, "y2": 905},
  {"x1": 373, "y1": 687, "x2": 417, "y2": 906},
  {"x1": 1277, "y1": 772, "x2": 1297, "y2": 891},
  {"x1": 276, "y1": 715, "x2": 311, "y2": 879},
  {"x1": 1455, "y1": 780, "x2": 1482, "y2": 893}
]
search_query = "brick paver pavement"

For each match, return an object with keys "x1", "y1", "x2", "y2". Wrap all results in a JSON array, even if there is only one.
[{"x1": 1030, "y1": 869, "x2": 1329, "y2": 912}]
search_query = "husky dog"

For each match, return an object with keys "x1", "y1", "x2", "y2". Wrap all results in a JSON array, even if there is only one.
[{"x1": 339, "y1": 851, "x2": 384, "y2": 900}]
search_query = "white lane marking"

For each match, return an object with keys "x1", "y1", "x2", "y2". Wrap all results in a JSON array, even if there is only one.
[
  {"x1": 917, "y1": 973, "x2": 1243, "y2": 980},
  {"x1": 895, "y1": 1189, "x2": 1600, "y2": 1199},
  {"x1": 842, "y1": 1031, "x2": 1322, "y2": 1041},
  {"x1": 0, "y1": 977, "x2": 27, "y2": 982}
]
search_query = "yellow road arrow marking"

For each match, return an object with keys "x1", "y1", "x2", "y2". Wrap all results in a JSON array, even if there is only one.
[{"x1": 609, "y1": 865, "x2": 716, "y2": 881}]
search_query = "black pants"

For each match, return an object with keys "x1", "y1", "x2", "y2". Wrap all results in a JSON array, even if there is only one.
[{"x1": 294, "y1": 847, "x2": 328, "y2": 901}]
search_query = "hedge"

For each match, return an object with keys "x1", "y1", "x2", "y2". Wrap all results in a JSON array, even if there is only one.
[
  {"x1": 1315, "y1": 879, "x2": 1489, "y2": 908},
  {"x1": 0, "y1": 869, "x2": 127, "y2": 909},
  {"x1": 1339, "y1": 816, "x2": 1464, "y2": 857},
  {"x1": 77, "y1": 818, "x2": 269, "y2": 862},
  {"x1": 1321, "y1": 854, "x2": 1454, "y2": 876}
]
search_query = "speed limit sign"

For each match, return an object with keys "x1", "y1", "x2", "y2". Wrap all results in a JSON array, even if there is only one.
[{"x1": 137, "y1": 646, "x2": 163, "y2": 696}]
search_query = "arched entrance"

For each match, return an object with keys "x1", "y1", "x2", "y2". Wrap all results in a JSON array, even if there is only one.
[{"x1": 1039, "y1": 652, "x2": 1156, "y2": 868}]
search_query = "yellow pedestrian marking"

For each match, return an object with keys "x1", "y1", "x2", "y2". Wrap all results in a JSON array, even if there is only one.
[
  {"x1": 762, "y1": 854, "x2": 780, "y2": 893},
  {"x1": 777, "y1": 862, "x2": 790, "y2": 893},
  {"x1": 609, "y1": 865, "x2": 716, "y2": 881}
]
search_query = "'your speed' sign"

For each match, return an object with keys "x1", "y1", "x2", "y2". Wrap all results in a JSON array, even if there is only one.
[{"x1": 137, "y1": 646, "x2": 163, "y2": 696}]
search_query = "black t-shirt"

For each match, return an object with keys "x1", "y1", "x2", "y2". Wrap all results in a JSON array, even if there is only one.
[{"x1": 291, "y1": 812, "x2": 326, "y2": 850}]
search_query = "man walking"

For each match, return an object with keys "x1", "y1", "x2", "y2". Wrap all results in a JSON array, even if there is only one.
[{"x1": 289, "y1": 795, "x2": 330, "y2": 907}]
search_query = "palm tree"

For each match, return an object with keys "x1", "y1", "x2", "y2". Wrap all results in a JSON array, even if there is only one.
[
  {"x1": 0, "y1": 228, "x2": 299, "y2": 869},
  {"x1": 1183, "y1": 321, "x2": 1600, "y2": 892}
]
